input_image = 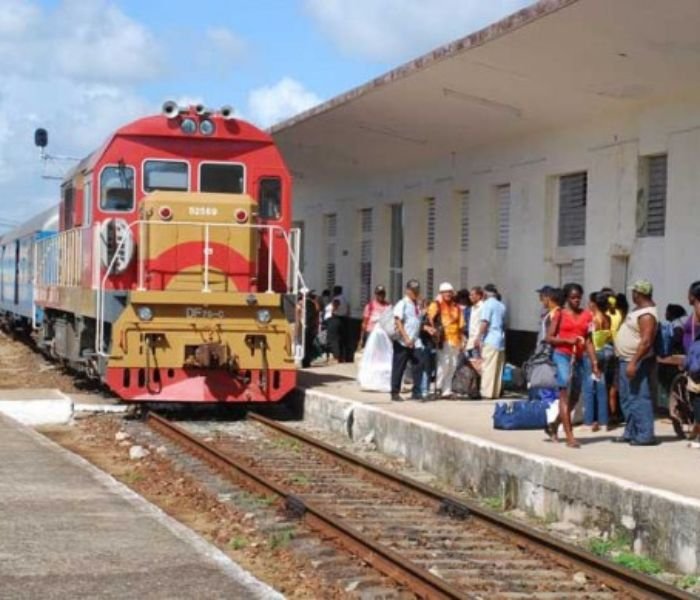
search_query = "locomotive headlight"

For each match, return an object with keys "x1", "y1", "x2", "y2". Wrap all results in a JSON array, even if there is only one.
[
  {"x1": 180, "y1": 118, "x2": 197, "y2": 135},
  {"x1": 137, "y1": 306, "x2": 154, "y2": 322},
  {"x1": 255, "y1": 308, "x2": 272, "y2": 325},
  {"x1": 199, "y1": 119, "x2": 216, "y2": 136}
]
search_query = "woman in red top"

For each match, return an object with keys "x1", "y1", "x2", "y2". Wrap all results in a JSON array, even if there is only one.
[{"x1": 545, "y1": 283, "x2": 593, "y2": 448}]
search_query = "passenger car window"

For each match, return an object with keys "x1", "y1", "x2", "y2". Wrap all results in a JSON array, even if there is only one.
[
  {"x1": 200, "y1": 163, "x2": 244, "y2": 194},
  {"x1": 144, "y1": 160, "x2": 188, "y2": 193},
  {"x1": 258, "y1": 178, "x2": 281, "y2": 220},
  {"x1": 100, "y1": 165, "x2": 135, "y2": 212}
]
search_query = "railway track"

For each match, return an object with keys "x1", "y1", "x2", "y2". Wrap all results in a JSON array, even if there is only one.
[{"x1": 146, "y1": 412, "x2": 693, "y2": 600}]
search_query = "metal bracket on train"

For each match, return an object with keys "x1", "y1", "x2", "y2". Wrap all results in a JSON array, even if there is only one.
[
  {"x1": 437, "y1": 498, "x2": 470, "y2": 520},
  {"x1": 285, "y1": 495, "x2": 307, "y2": 519},
  {"x1": 184, "y1": 342, "x2": 230, "y2": 369},
  {"x1": 244, "y1": 334, "x2": 268, "y2": 355}
]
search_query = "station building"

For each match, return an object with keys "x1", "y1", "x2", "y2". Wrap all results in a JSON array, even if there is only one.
[{"x1": 272, "y1": 0, "x2": 700, "y2": 350}]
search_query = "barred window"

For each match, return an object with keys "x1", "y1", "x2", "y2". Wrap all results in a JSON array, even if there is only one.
[
  {"x1": 496, "y1": 184, "x2": 510, "y2": 250},
  {"x1": 426, "y1": 197, "x2": 436, "y2": 253},
  {"x1": 359, "y1": 209, "x2": 373, "y2": 306},
  {"x1": 558, "y1": 172, "x2": 587, "y2": 247},
  {"x1": 324, "y1": 214, "x2": 337, "y2": 290},
  {"x1": 637, "y1": 154, "x2": 667, "y2": 237},
  {"x1": 426, "y1": 267, "x2": 434, "y2": 301},
  {"x1": 459, "y1": 191, "x2": 470, "y2": 252},
  {"x1": 559, "y1": 258, "x2": 585, "y2": 287}
]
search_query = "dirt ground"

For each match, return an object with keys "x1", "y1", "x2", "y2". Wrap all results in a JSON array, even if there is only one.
[
  {"x1": 0, "y1": 330, "x2": 94, "y2": 393},
  {"x1": 41, "y1": 415, "x2": 340, "y2": 599}
]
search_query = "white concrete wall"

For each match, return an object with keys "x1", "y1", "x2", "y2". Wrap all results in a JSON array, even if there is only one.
[{"x1": 291, "y1": 98, "x2": 700, "y2": 328}]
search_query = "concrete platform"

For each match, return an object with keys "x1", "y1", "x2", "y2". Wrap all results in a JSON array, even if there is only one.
[
  {"x1": 0, "y1": 390, "x2": 127, "y2": 426},
  {"x1": 0, "y1": 413, "x2": 282, "y2": 599},
  {"x1": 0, "y1": 389, "x2": 73, "y2": 425},
  {"x1": 298, "y1": 363, "x2": 700, "y2": 574}
]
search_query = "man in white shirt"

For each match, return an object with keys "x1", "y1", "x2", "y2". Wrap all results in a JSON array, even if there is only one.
[
  {"x1": 390, "y1": 279, "x2": 425, "y2": 401},
  {"x1": 466, "y1": 286, "x2": 484, "y2": 357}
]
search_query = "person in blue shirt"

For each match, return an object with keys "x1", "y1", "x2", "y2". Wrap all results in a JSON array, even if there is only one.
[{"x1": 475, "y1": 283, "x2": 507, "y2": 399}]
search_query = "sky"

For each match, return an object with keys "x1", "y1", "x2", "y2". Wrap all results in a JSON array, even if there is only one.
[{"x1": 0, "y1": 0, "x2": 531, "y2": 225}]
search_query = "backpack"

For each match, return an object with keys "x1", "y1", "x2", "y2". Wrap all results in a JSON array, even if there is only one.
[
  {"x1": 686, "y1": 320, "x2": 700, "y2": 383},
  {"x1": 655, "y1": 320, "x2": 674, "y2": 358},
  {"x1": 378, "y1": 303, "x2": 399, "y2": 341}
]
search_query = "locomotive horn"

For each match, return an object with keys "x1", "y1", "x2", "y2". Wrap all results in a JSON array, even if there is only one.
[
  {"x1": 194, "y1": 103, "x2": 210, "y2": 116},
  {"x1": 220, "y1": 105, "x2": 235, "y2": 120},
  {"x1": 162, "y1": 100, "x2": 181, "y2": 119}
]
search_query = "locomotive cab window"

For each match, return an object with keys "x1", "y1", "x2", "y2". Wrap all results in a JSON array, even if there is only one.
[
  {"x1": 200, "y1": 163, "x2": 244, "y2": 194},
  {"x1": 144, "y1": 160, "x2": 189, "y2": 193},
  {"x1": 100, "y1": 165, "x2": 135, "y2": 212},
  {"x1": 258, "y1": 177, "x2": 282, "y2": 220}
]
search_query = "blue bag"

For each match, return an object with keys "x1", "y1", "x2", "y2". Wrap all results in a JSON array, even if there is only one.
[
  {"x1": 493, "y1": 400, "x2": 549, "y2": 430},
  {"x1": 686, "y1": 339, "x2": 700, "y2": 384},
  {"x1": 655, "y1": 321, "x2": 674, "y2": 358}
]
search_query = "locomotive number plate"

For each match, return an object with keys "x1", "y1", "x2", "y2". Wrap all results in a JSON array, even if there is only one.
[
  {"x1": 189, "y1": 206, "x2": 219, "y2": 217},
  {"x1": 186, "y1": 307, "x2": 225, "y2": 319}
]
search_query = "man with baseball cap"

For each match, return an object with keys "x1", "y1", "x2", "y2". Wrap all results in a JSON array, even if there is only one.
[
  {"x1": 390, "y1": 279, "x2": 426, "y2": 401},
  {"x1": 427, "y1": 282, "x2": 465, "y2": 398},
  {"x1": 613, "y1": 279, "x2": 659, "y2": 445}
]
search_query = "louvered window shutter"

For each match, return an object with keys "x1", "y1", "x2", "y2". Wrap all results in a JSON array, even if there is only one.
[{"x1": 558, "y1": 172, "x2": 587, "y2": 247}]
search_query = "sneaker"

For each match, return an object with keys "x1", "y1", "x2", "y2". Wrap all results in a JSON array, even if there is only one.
[{"x1": 390, "y1": 393, "x2": 404, "y2": 402}]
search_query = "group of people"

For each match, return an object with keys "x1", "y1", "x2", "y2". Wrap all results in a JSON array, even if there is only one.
[
  {"x1": 298, "y1": 275, "x2": 700, "y2": 452},
  {"x1": 355, "y1": 279, "x2": 507, "y2": 402},
  {"x1": 297, "y1": 285, "x2": 353, "y2": 368},
  {"x1": 533, "y1": 279, "x2": 700, "y2": 449}
]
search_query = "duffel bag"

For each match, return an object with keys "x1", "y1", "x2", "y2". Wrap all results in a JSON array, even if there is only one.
[{"x1": 493, "y1": 399, "x2": 549, "y2": 430}]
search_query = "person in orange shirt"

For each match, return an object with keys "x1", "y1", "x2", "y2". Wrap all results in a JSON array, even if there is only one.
[{"x1": 427, "y1": 282, "x2": 465, "y2": 398}]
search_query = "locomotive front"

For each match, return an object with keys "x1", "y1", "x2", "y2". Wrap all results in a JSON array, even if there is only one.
[{"x1": 34, "y1": 103, "x2": 304, "y2": 402}]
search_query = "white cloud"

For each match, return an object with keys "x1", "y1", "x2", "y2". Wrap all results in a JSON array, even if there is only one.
[
  {"x1": 304, "y1": 0, "x2": 531, "y2": 62},
  {"x1": 0, "y1": 0, "x2": 162, "y2": 223},
  {"x1": 247, "y1": 77, "x2": 322, "y2": 128}
]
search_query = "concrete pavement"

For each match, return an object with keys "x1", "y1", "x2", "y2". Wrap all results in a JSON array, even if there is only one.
[{"x1": 0, "y1": 413, "x2": 282, "y2": 600}]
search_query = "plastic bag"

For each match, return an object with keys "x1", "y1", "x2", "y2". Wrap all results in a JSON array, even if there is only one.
[{"x1": 357, "y1": 327, "x2": 394, "y2": 391}]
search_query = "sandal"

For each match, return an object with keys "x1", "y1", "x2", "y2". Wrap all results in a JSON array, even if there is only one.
[{"x1": 566, "y1": 439, "x2": 581, "y2": 449}]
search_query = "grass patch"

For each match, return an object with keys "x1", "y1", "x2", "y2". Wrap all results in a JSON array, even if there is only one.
[
  {"x1": 613, "y1": 553, "x2": 662, "y2": 575},
  {"x1": 482, "y1": 496, "x2": 504, "y2": 511},
  {"x1": 121, "y1": 470, "x2": 144, "y2": 484},
  {"x1": 587, "y1": 533, "x2": 662, "y2": 576},
  {"x1": 271, "y1": 436, "x2": 302, "y2": 452},
  {"x1": 228, "y1": 535, "x2": 248, "y2": 550},
  {"x1": 678, "y1": 575, "x2": 700, "y2": 590},
  {"x1": 289, "y1": 473, "x2": 310, "y2": 486},
  {"x1": 269, "y1": 528, "x2": 295, "y2": 549}
]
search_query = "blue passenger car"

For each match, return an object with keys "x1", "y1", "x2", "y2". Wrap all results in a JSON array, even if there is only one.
[{"x1": 0, "y1": 207, "x2": 58, "y2": 330}]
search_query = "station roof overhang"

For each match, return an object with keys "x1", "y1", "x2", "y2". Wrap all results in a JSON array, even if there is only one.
[{"x1": 271, "y1": 0, "x2": 700, "y2": 182}]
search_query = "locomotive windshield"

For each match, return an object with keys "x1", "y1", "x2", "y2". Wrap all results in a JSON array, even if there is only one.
[
  {"x1": 200, "y1": 163, "x2": 244, "y2": 194},
  {"x1": 144, "y1": 160, "x2": 188, "y2": 193},
  {"x1": 100, "y1": 165, "x2": 135, "y2": 212}
]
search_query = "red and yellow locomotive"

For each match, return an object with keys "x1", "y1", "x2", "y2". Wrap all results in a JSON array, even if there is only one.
[{"x1": 34, "y1": 102, "x2": 304, "y2": 402}]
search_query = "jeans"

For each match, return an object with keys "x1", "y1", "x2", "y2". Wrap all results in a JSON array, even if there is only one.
[
  {"x1": 552, "y1": 351, "x2": 583, "y2": 390},
  {"x1": 618, "y1": 356, "x2": 655, "y2": 443},
  {"x1": 582, "y1": 346, "x2": 612, "y2": 425},
  {"x1": 391, "y1": 342, "x2": 426, "y2": 397}
]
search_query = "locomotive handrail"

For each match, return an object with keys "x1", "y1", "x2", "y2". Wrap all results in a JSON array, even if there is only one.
[{"x1": 95, "y1": 219, "x2": 306, "y2": 359}]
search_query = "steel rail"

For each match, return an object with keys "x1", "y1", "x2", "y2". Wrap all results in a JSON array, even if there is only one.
[
  {"x1": 249, "y1": 412, "x2": 695, "y2": 600},
  {"x1": 145, "y1": 412, "x2": 473, "y2": 600}
]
